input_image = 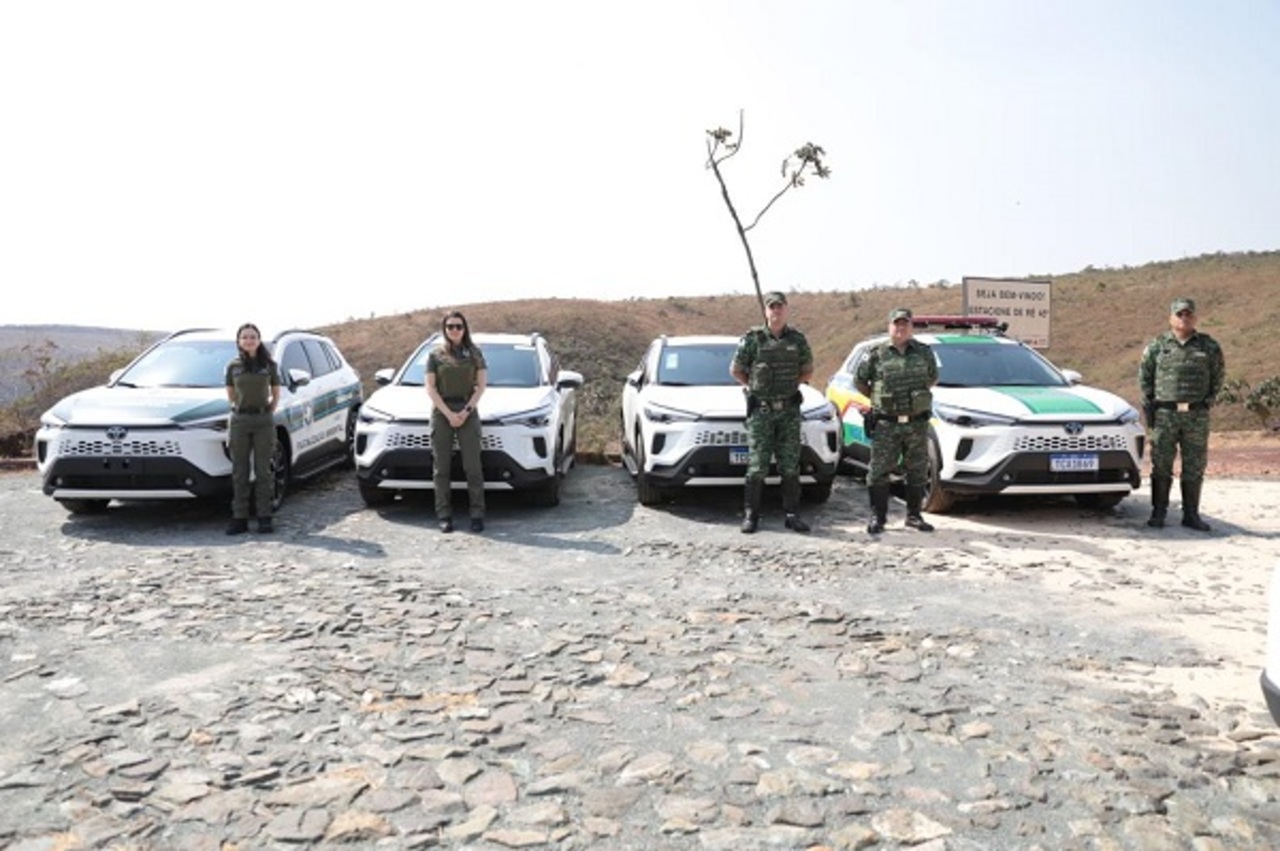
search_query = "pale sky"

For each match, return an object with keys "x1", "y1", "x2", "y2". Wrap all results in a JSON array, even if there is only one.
[{"x1": 3, "y1": 0, "x2": 1278, "y2": 333}]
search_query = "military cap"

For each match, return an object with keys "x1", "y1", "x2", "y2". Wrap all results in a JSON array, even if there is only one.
[
  {"x1": 763, "y1": 291, "x2": 787, "y2": 307},
  {"x1": 888, "y1": 307, "x2": 913, "y2": 322},
  {"x1": 1170, "y1": 297, "x2": 1196, "y2": 314}
]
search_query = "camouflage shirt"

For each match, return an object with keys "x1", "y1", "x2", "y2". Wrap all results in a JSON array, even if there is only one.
[
  {"x1": 856, "y1": 339, "x2": 938, "y2": 416},
  {"x1": 1139, "y1": 331, "x2": 1224, "y2": 404},
  {"x1": 733, "y1": 326, "x2": 813, "y2": 401}
]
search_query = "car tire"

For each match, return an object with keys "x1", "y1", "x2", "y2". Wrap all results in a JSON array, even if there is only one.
[
  {"x1": 269, "y1": 430, "x2": 291, "y2": 513},
  {"x1": 358, "y1": 478, "x2": 395, "y2": 507},
  {"x1": 922, "y1": 435, "x2": 956, "y2": 514},
  {"x1": 341, "y1": 407, "x2": 359, "y2": 469},
  {"x1": 57, "y1": 498, "x2": 110, "y2": 515},
  {"x1": 1075, "y1": 492, "x2": 1126, "y2": 510},
  {"x1": 635, "y1": 429, "x2": 665, "y2": 506}
]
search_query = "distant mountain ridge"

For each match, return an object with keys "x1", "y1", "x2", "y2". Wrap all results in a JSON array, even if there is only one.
[{"x1": 0, "y1": 325, "x2": 161, "y2": 406}]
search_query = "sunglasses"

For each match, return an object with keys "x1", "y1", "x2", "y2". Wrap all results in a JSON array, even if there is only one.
[
  {"x1": 1175, "y1": 310, "x2": 1194, "y2": 318},
  {"x1": 445, "y1": 323, "x2": 465, "y2": 330}
]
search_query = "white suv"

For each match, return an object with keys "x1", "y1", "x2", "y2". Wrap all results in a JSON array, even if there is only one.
[
  {"x1": 35, "y1": 327, "x2": 363, "y2": 514},
  {"x1": 354, "y1": 332, "x2": 582, "y2": 507},
  {"x1": 620, "y1": 335, "x2": 840, "y2": 505},
  {"x1": 826, "y1": 316, "x2": 1144, "y2": 512}
]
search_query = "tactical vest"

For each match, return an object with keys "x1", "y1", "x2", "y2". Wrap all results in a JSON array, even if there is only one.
[
  {"x1": 748, "y1": 330, "x2": 802, "y2": 401},
  {"x1": 872, "y1": 343, "x2": 933, "y2": 415},
  {"x1": 1153, "y1": 335, "x2": 1215, "y2": 402},
  {"x1": 432, "y1": 346, "x2": 482, "y2": 400},
  {"x1": 226, "y1": 360, "x2": 276, "y2": 410}
]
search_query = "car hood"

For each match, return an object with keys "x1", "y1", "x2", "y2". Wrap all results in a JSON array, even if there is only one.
[
  {"x1": 365, "y1": 385, "x2": 559, "y2": 421},
  {"x1": 45, "y1": 385, "x2": 232, "y2": 426},
  {"x1": 935, "y1": 384, "x2": 1134, "y2": 420},
  {"x1": 642, "y1": 384, "x2": 830, "y2": 418}
]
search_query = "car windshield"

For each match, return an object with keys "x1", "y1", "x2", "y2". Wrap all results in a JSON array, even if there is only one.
[
  {"x1": 656, "y1": 343, "x2": 738, "y2": 386},
  {"x1": 115, "y1": 339, "x2": 242, "y2": 388},
  {"x1": 398, "y1": 342, "x2": 543, "y2": 388},
  {"x1": 934, "y1": 341, "x2": 1067, "y2": 388}
]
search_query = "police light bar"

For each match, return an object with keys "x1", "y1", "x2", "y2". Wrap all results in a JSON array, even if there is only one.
[{"x1": 910, "y1": 315, "x2": 1004, "y2": 330}]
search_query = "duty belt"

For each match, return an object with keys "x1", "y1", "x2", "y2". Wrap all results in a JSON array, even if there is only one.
[
  {"x1": 1153, "y1": 400, "x2": 1209, "y2": 412},
  {"x1": 871, "y1": 410, "x2": 930, "y2": 424},
  {"x1": 760, "y1": 399, "x2": 796, "y2": 411},
  {"x1": 235, "y1": 406, "x2": 269, "y2": 415}
]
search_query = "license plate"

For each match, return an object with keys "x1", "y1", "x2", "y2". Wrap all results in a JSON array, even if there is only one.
[
  {"x1": 1050, "y1": 453, "x2": 1099, "y2": 472},
  {"x1": 729, "y1": 447, "x2": 750, "y2": 466}
]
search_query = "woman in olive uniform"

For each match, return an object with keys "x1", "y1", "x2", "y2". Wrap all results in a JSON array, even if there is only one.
[
  {"x1": 426, "y1": 311, "x2": 488, "y2": 533},
  {"x1": 225, "y1": 323, "x2": 281, "y2": 535}
]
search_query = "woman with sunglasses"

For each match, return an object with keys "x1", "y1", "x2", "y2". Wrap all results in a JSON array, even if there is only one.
[{"x1": 425, "y1": 311, "x2": 488, "y2": 532}]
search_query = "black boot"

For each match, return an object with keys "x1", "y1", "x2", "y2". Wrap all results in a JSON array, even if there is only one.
[
  {"x1": 1180, "y1": 479, "x2": 1211, "y2": 532},
  {"x1": 867, "y1": 484, "x2": 890, "y2": 535},
  {"x1": 225, "y1": 518, "x2": 249, "y2": 536},
  {"x1": 1147, "y1": 475, "x2": 1171, "y2": 528},
  {"x1": 904, "y1": 486, "x2": 934, "y2": 532},
  {"x1": 741, "y1": 477, "x2": 763, "y2": 534},
  {"x1": 781, "y1": 476, "x2": 808, "y2": 533}
]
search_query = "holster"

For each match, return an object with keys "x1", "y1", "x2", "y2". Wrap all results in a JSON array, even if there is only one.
[
  {"x1": 863, "y1": 411, "x2": 877, "y2": 439},
  {"x1": 746, "y1": 394, "x2": 760, "y2": 416}
]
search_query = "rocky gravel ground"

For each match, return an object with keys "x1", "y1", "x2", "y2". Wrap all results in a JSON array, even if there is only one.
[{"x1": 2, "y1": 465, "x2": 1279, "y2": 850}]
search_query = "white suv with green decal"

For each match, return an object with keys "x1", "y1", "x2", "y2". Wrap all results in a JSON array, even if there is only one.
[
  {"x1": 35, "y1": 328, "x2": 362, "y2": 514},
  {"x1": 826, "y1": 316, "x2": 1144, "y2": 512}
]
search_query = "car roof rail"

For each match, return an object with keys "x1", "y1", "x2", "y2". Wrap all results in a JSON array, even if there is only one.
[{"x1": 911, "y1": 315, "x2": 1008, "y2": 334}]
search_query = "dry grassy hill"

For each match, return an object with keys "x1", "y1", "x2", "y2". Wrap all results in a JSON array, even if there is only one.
[{"x1": 322, "y1": 251, "x2": 1280, "y2": 456}]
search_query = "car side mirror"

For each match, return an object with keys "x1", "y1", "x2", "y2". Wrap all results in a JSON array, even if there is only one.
[
  {"x1": 1061, "y1": 369, "x2": 1082, "y2": 385},
  {"x1": 556, "y1": 369, "x2": 584, "y2": 390},
  {"x1": 374, "y1": 368, "x2": 395, "y2": 386},
  {"x1": 626, "y1": 370, "x2": 642, "y2": 389},
  {"x1": 287, "y1": 368, "x2": 312, "y2": 390}
]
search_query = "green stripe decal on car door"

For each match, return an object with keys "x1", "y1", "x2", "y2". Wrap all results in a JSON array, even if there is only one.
[{"x1": 993, "y1": 387, "x2": 1102, "y2": 414}]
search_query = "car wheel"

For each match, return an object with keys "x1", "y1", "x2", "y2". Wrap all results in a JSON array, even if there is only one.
[
  {"x1": 1075, "y1": 492, "x2": 1126, "y2": 510},
  {"x1": 269, "y1": 431, "x2": 291, "y2": 513},
  {"x1": 921, "y1": 435, "x2": 956, "y2": 514},
  {"x1": 57, "y1": 498, "x2": 110, "y2": 515},
  {"x1": 635, "y1": 429, "x2": 664, "y2": 506},
  {"x1": 358, "y1": 477, "x2": 394, "y2": 507},
  {"x1": 803, "y1": 479, "x2": 834, "y2": 503},
  {"x1": 341, "y1": 407, "x2": 359, "y2": 469}
]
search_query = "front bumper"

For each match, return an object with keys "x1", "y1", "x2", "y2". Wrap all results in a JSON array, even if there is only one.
[
  {"x1": 940, "y1": 450, "x2": 1141, "y2": 495},
  {"x1": 40, "y1": 456, "x2": 230, "y2": 500},
  {"x1": 646, "y1": 444, "x2": 837, "y2": 488},
  {"x1": 356, "y1": 446, "x2": 554, "y2": 492},
  {"x1": 36, "y1": 426, "x2": 232, "y2": 500}
]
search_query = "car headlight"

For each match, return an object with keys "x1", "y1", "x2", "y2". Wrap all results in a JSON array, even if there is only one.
[
  {"x1": 359, "y1": 406, "x2": 394, "y2": 424},
  {"x1": 934, "y1": 402, "x2": 1016, "y2": 427},
  {"x1": 643, "y1": 402, "x2": 699, "y2": 423},
  {"x1": 39, "y1": 411, "x2": 67, "y2": 429},
  {"x1": 185, "y1": 416, "x2": 231, "y2": 433},
  {"x1": 499, "y1": 403, "x2": 554, "y2": 428},
  {"x1": 1118, "y1": 406, "x2": 1140, "y2": 425},
  {"x1": 802, "y1": 402, "x2": 837, "y2": 422}
]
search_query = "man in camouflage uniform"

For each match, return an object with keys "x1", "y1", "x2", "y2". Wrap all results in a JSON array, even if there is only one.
[
  {"x1": 731, "y1": 291, "x2": 814, "y2": 534},
  {"x1": 1139, "y1": 297, "x2": 1225, "y2": 532},
  {"x1": 856, "y1": 308, "x2": 939, "y2": 535}
]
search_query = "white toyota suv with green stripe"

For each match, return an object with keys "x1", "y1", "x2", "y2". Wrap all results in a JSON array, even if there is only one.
[
  {"x1": 35, "y1": 327, "x2": 362, "y2": 515},
  {"x1": 826, "y1": 316, "x2": 1144, "y2": 512}
]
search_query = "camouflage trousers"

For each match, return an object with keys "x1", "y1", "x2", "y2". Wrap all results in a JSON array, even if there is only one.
[
  {"x1": 868, "y1": 418, "x2": 929, "y2": 487},
  {"x1": 1149, "y1": 408, "x2": 1210, "y2": 483},
  {"x1": 746, "y1": 405, "x2": 801, "y2": 482}
]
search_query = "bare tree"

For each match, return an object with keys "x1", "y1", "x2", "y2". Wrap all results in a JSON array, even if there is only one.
[{"x1": 706, "y1": 111, "x2": 830, "y2": 313}]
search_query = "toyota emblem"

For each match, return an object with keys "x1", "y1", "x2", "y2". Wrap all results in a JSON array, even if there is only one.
[
  {"x1": 1063, "y1": 422, "x2": 1083, "y2": 435},
  {"x1": 106, "y1": 426, "x2": 128, "y2": 441}
]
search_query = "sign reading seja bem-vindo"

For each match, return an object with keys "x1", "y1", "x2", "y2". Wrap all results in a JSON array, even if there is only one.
[{"x1": 961, "y1": 277, "x2": 1052, "y2": 348}]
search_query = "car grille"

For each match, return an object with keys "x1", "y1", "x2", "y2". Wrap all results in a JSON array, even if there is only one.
[
  {"x1": 387, "y1": 431, "x2": 504, "y2": 451},
  {"x1": 1013, "y1": 433, "x2": 1128, "y2": 452},
  {"x1": 60, "y1": 437, "x2": 182, "y2": 457},
  {"x1": 692, "y1": 428, "x2": 749, "y2": 447}
]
